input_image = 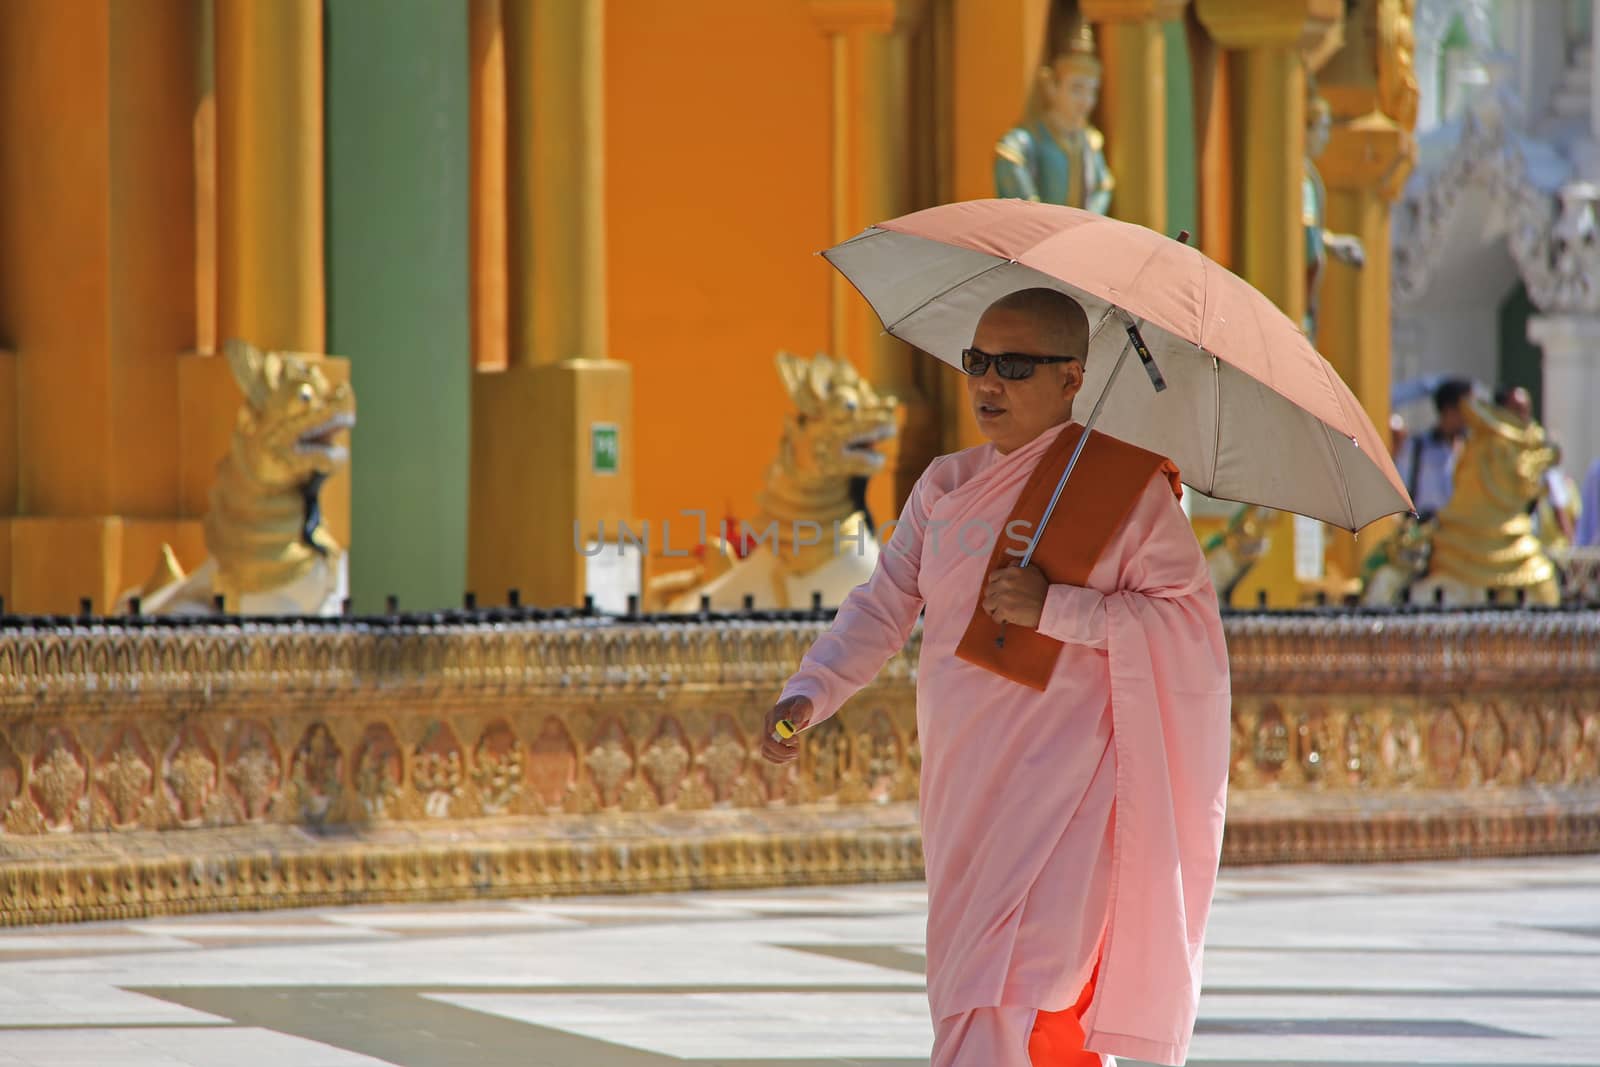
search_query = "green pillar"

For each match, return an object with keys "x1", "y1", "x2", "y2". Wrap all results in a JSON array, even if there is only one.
[
  {"x1": 326, "y1": 0, "x2": 470, "y2": 612},
  {"x1": 1163, "y1": 19, "x2": 1198, "y2": 243}
]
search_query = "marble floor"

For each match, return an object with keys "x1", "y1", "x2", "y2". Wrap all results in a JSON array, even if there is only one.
[{"x1": 0, "y1": 856, "x2": 1595, "y2": 1066}]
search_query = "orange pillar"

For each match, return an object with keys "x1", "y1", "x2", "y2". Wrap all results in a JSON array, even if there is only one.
[
  {"x1": 0, "y1": 0, "x2": 198, "y2": 613},
  {"x1": 1311, "y1": 0, "x2": 1418, "y2": 579},
  {"x1": 809, "y1": 0, "x2": 931, "y2": 517},
  {"x1": 947, "y1": 0, "x2": 1051, "y2": 451},
  {"x1": 469, "y1": 0, "x2": 509, "y2": 373}
]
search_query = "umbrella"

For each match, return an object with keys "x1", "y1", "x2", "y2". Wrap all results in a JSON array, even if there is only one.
[{"x1": 822, "y1": 199, "x2": 1413, "y2": 535}]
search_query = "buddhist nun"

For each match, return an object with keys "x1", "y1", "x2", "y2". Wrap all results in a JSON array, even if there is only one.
[{"x1": 762, "y1": 288, "x2": 1232, "y2": 1066}]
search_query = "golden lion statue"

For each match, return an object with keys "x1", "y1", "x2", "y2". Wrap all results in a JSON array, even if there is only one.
[
  {"x1": 1368, "y1": 398, "x2": 1560, "y2": 607},
  {"x1": 646, "y1": 352, "x2": 899, "y2": 611},
  {"x1": 121, "y1": 339, "x2": 355, "y2": 615}
]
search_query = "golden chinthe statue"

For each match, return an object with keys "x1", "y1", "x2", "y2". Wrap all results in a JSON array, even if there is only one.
[
  {"x1": 120, "y1": 339, "x2": 356, "y2": 616},
  {"x1": 1410, "y1": 398, "x2": 1561, "y2": 607},
  {"x1": 644, "y1": 352, "x2": 899, "y2": 612},
  {"x1": 993, "y1": 19, "x2": 1113, "y2": 214}
]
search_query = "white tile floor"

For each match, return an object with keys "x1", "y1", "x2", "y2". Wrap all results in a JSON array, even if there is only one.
[{"x1": 0, "y1": 856, "x2": 1594, "y2": 1065}]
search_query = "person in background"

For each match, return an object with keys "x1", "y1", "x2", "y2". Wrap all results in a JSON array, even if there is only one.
[
  {"x1": 1394, "y1": 378, "x2": 1471, "y2": 520},
  {"x1": 1579, "y1": 457, "x2": 1600, "y2": 548},
  {"x1": 1388, "y1": 412, "x2": 1408, "y2": 461}
]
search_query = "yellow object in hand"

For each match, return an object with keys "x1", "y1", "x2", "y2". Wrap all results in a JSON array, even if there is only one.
[{"x1": 774, "y1": 718, "x2": 797, "y2": 740}]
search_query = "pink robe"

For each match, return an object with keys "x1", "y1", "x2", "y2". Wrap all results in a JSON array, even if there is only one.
[{"x1": 779, "y1": 420, "x2": 1232, "y2": 1066}]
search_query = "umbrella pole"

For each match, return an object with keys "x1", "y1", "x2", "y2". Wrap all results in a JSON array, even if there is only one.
[{"x1": 996, "y1": 315, "x2": 1149, "y2": 648}]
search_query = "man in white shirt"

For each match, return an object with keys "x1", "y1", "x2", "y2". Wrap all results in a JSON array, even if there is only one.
[{"x1": 1395, "y1": 379, "x2": 1470, "y2": 519}]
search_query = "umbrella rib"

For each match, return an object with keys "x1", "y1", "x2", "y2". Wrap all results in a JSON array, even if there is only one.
[
  {"x1": 881, "y1": 257, "x2": 1015, "y2": 337},
  {"x1": 1209, "y1": 356, "x2": 1221, "y2": 496},
  {"x1": 1320, "y1": 417, "x2": 1358, "y2": 532}
]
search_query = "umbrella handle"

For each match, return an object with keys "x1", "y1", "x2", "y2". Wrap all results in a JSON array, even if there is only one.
[{"x1": 996, "y1": 312, "x2": 1167, "y2": 651}]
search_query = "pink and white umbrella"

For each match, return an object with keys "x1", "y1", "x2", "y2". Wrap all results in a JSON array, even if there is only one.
[{"x1": 823, "y1": 198, "x2": 1412, "y2": 533}]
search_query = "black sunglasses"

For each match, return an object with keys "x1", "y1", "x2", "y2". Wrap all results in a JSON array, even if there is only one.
[{"x1": 960, "y1": 347, "x2": 1081, "y2": 381}]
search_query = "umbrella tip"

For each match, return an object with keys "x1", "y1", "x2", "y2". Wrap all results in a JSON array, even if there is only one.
[{"x1": 1176, "y1": 229, "x2": 1192, "y2": 245}]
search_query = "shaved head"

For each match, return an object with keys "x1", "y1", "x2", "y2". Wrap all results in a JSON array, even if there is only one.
[
  {"x1": 965, "y1": 288, "x2": 1091, "y2": 454},
  {"x1": 982, "y1": 288, "x2": 1090, "y2": 364}
]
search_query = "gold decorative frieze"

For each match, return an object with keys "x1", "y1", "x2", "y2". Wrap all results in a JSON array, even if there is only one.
[{"x1": 0, "y1": 613, "x2": 1596, "y2": 925}]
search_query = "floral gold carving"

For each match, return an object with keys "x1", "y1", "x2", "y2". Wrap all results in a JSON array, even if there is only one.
[
  {"x1": 1254, "y1": 706, "x2": 1292, "y2": 780},
  {"x1": 1427, "y1": 706, "x2": 1466, "y2": 785},
  {"x1": 0, "y1": 736, "x2": 23, "y2": 820},
  {"x1": 1473, "y1": 704, "x2": 1506, "y2": 781},
  {"x1": 698, "y1": 722, "x2": 747, "y2": 802},
  {"x1": 413, "y1": 722, "x2": 464, "y2": 818},
  {"x1": 564, "y1": 780, "x2": 602, "y2": 815},
  {"x1": 32, "y1": 737, "x2": 86, "y2": 828},
  {"x1": 166, "y1": 742, "x2": 216, "y2": 824},
  {"x1": 639, "y1": 724, "x2": 691, "y2": 807},
  {"x1": 227, "y1": 739, "x2": 281, "y2": 822},
  {"x1": 730, "y1": 775, "x2": 768, "y2": 808},
  {"x1": 676, "y1": 774, "x2": 714, "y2": 811},
  {"x1": 289, "y1": 723, "x2": 343, "y2": 821},
  {"x1": 96, "y1": 737, "x2": 153, "y2": 827},
  {"x1": 862, "y1": 710, "x2": 901, "y2": 800},
  {"x1": 472, "y1": 721, "x2": 524, "y2": 815},
  {"x1": 619, "y1": 778, "x2": 658, "y2": 812},
  {"x1": 1381, "y1": 713, "x2": 1423, "y2": 783},
  {"x1": 353, "y1": 724, "x2": 403, "y2": 819},
  {"x1": 584, "y1": 723, "x2": 634, "y2": 808},
  {"x1": 4, "y1": 797, "x2": 46, "y2": 835}
]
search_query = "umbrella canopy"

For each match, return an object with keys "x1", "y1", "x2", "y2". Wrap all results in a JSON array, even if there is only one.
[{"x1": 823, "y1": 199, "x2": 1412, "y2": 532}]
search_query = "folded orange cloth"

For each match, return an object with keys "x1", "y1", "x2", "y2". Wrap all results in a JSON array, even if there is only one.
[{"x1": 954, "y1": 424, "x2": 1180, "y2": 690}]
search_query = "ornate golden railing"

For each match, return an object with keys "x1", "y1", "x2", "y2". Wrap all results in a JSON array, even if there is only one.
[{"x1": 0, "y1": 610, "x2": 1596, "y2": 923}]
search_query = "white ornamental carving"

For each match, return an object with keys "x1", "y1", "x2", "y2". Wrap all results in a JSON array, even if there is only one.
[{"x1": 1392, "y1": 78, "x2": 1600, "y2": 314}]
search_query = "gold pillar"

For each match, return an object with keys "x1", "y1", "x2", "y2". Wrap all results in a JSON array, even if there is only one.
[
  {"x1": 1315, "y1": 0, "x2": 1416, "y2": 427},
  {"x1": 214, "y1": 0, "x2": 324, "y2": 354},
  {"x1": 1312, "y1": 0, "x2": 1418, "y2": 576},
  {"x1": 470, "y1": 0, "x2": 633, "y2": 609},
  {"x1": 1081, "y1": 0, "x2": 1186, "y2": 233},
  {"x1": 1197, "y1": 0, "x2": 1342, "y2": 328},
  {"x1": 1195, "y1": 1, "x2": 1342, "y2": 607},
  {"x1": 0, "y1": 1, "x2": 201, "y2": 612},
  {"x1": 185, "y1": 0, "x2": 347, "y2": 563},
  {"x1": 810, "y1": 0, "x2": 931, "y2": 518},
  {"x1": 506, "y1": 0, "x2": 606, "y2": 367}
]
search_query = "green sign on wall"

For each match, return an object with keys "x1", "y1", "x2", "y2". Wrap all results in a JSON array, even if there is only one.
[{"x1": 591, "y1": 423, "x2": 620, "y2": 474}]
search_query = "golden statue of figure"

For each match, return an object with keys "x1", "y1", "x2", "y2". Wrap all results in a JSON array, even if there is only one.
[
  {"x1": 643, "y1": 352, "x2": 900, "y2": 612},
  {"x1": 119, "y1": 339, "x2": 356, "y2": 615},
  {"x1": 1304, "y1": 91, "x2": 1365, "y2": 341},
  {"x1": 1411, "y1": 398, "x2": 1561, "y2": 606},
  {"x1": 994, "y1": 18, "x2": 1113, "y2": 214}
]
